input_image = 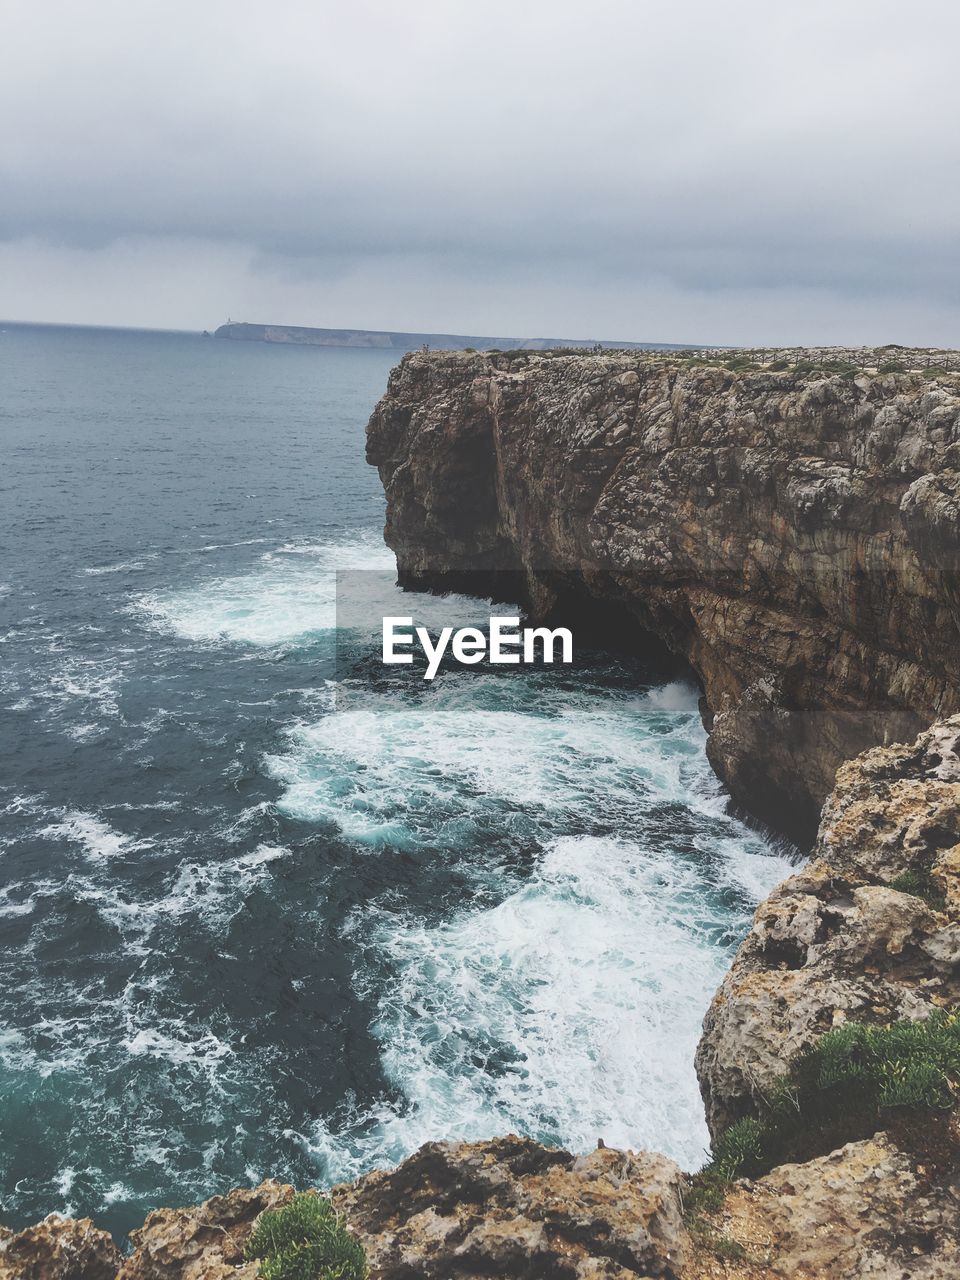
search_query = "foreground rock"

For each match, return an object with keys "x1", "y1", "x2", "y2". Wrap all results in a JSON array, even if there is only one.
[
  {"x1": 367, "y1": 347, "x2": 960, "y2": 843},
  {"x1": 117, "y1": 1181, "x2": 294, "y2": 1280},
  {"x1": 688, "y1": 1133, "x2": 960, "y2": 1279},
  {"x1": 7, "y1": 1130, "x2": 956, "y2": 1278},
  {"x1": 0, "y1": 1214, "x2": 120, "y2": 1280},
  {"x1": 696, "y1": 714, "x2": 960, "y2": 1137},
  {"x1": 332, "y1": 1135, "x2": 688, "y2": 1278}
]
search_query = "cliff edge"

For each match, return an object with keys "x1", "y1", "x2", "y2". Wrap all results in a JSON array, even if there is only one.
[{"x1": 367, "y1": 347, "x2": 960, "y2": 844}]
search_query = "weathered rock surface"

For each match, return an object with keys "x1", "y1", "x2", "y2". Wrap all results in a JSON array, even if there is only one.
[
  {"x1": 7, "y1": 1132, "x2": 955, "y2": 1279},
  {"x1": 0, "y1": 1214, "x2": 121, "y2": 1280},
  {"x1": 367, "y1": 348, "x2": 960, "y2": 843},
  {"x1": 116, "y1": 1180, "x2": 294, "y2": 1280},
  {"x1": 696, "y1": 714, "x2": 960, "y2": 1137},
  {"x1": 332, "y1": 1135, "x2": 689, "y2": 1278},
  {"x1": 685, "y1": 1131, "x2": 960, "y2": 1279}
]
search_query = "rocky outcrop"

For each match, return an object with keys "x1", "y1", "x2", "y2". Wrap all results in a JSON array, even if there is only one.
[
  {"x1": 10, "y1": 1131, "x2": 956, "y2": 1279},
  {"x1": 687, "y1": 1133, "x2": 960, "y2": 1279},
  {"x1": 696, "y1": 713, "x2": 960, "y2": 1137},
  {"x1": 0, "y1": 1214, "x2": 120, "y2": 1280},
  {"x1": 117, "y1": 1181, "x2": 294, "y2": 1280},
  {"x1": 367, "y1": 348, "x2": 960, "y2": 843},
  {"x1": 331, "y1": 1135, "x2": 688, "y2": 1279}
]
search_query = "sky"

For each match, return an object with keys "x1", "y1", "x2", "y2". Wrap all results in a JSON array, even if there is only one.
[{"x1": 2, "y1": 0, "x2": 959, "y2": 346}]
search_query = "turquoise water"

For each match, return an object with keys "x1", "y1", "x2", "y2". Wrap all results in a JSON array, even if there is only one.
[{"x1": 0, "y1": 323, "x2": 794, "y2": 1237}]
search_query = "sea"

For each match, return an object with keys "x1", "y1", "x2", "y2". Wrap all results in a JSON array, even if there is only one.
[{"x1": 0, "y1": 322, "x2": 795, "y2": 1239}]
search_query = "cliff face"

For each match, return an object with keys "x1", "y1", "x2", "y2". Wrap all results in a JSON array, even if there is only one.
[
  {"x1": 367, "y1": 349, "x2": 960, "y2": 843},
  {"x1": 697, "y1": 713, "x2": 960, "y2": 1137}
]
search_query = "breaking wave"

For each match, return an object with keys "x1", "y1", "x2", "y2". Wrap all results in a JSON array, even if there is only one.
[
  {"x1": 268, "y1": 676, "x2": 795, "y2": 1177},
  {"x1": 135, "y1": 532, "x2": 395, "y2": 647}
]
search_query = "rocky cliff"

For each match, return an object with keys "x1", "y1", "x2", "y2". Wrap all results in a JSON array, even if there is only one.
[
  {"x1": 697, "y1": 714, "x2": 960, "y2": 1140},
  {"x1": 367, "y1": 347, "x2": 960, "y2": 843}
]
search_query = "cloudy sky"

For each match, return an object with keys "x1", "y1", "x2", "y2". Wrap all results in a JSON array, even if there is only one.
[{"x1": 2, "y1": 0, "x2": 958, "y2": 345}]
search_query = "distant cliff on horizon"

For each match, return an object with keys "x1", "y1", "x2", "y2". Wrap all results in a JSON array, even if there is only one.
[{"x1": 213, "y1": 320, "x2": 688, "y2": 352}]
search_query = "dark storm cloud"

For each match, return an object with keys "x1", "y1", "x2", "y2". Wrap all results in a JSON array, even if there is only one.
[{"x1": 2, "y1": 0, "x2": 959, "y2": 342}]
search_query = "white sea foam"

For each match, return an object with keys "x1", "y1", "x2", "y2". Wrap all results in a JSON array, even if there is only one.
[
  {"x1": 103, "y1": 1182, "x2": 135, "y2": 1205},
  {"x1": 0, "y1": 882, "x2": 53, "y2": 918},
  {"x1": 363, "y1": 835, "x2": 755, "y2": 1169},
  {"x1": 302, "y1": 827, "x2": 792, "y2": 1182},
  {"x1": 151, "y1": 843, "x2": 290, "y2": 931},
  {"x1": 122, "y1": 1028, "x2": 233, "y2": 1072},
  {"x1": 0, "y1": 1029, "x2": 35, "y2": 1071},
  {"x1": 135, "y1": 531, "x2": 396, "y2": 647},
  {"x1": 83, "y1": 558, "x2": 153, "y2": 576},
  {"x1": 38, "y1": 810, "x2": 151, "y2": 864},
  {"x1": 77, "y1": 843, "x2": 290, "y2": 942},
  {"x1": 65, "y1": 722, "x2": 106, "y2": 742},
  {"x1": 46, "y1": 657, "x2": 123, "y2": 718},
  {"x1": 270, "y1": 671, "x2": 795, "y2": 1180},
  {"x1": 1, "y1": 793, "x2": 47, "y2": 817},
  {"x1": 266, "y1": 676, "x2": 716, "y2": 845}
]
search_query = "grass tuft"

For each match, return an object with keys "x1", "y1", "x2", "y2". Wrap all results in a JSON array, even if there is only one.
[
  {"x1": 889, "y1": 869, "x2": 946, "y2": 911},
  {"x1": 245, "y1": 1193, "x2": 367, "y2": 1280}
]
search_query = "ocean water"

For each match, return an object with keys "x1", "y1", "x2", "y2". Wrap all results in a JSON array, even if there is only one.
[{"x1": 0, "y1": 323, "x2": 795, "y2": 1239}]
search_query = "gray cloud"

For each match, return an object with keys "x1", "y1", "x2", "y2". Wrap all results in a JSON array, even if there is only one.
[{"x1": 2, "y1": 0, "x2": 959, "y2": 343}]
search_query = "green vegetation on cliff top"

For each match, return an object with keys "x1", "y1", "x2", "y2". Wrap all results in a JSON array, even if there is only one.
[{"x1": 245, "y1": 1193, "x2": 367, "y2": 1280}]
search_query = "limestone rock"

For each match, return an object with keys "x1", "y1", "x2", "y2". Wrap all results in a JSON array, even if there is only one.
[
  {"x1": 367, "y1": 349, "x2": 960, "y2": 844},
  {"x1": 690, "y1": 1134, "x2": 960, "y2": 1279},
  {"x1": 696, "y1": 715, "x2": 960, "y2": 1136},
  {"x1": 0, "y1": 1215, "x2": 120, "y2": 1280},
  {"x1": 332, "y1": 1134, "x2": 689, "y2": 1278},
  {"x1": 117, "y1": 1180, "x2": 295, "y2": 1280}
]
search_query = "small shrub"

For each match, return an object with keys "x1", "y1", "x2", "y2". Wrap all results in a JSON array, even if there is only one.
[
  {"x1": 713, "y1": 1117, "x2": 766, "y2": 1177},
  {"x1": 889, "y1": 869, "x2": 946, "y2": 911},
  {"x1": 878, "y1": 360, "x2": 906, "y2": 373},
  {"x1": 245, "y1": 1194, "x2": 367, "y2": 1280},
  {"x1": 685, "y1": 1118, "x2": 766, "y2": 1213}
]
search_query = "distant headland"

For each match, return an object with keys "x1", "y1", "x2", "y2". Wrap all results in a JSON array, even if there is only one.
[{"x1": 213, "y1": 320, "x2": 689, "y2": 352}]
